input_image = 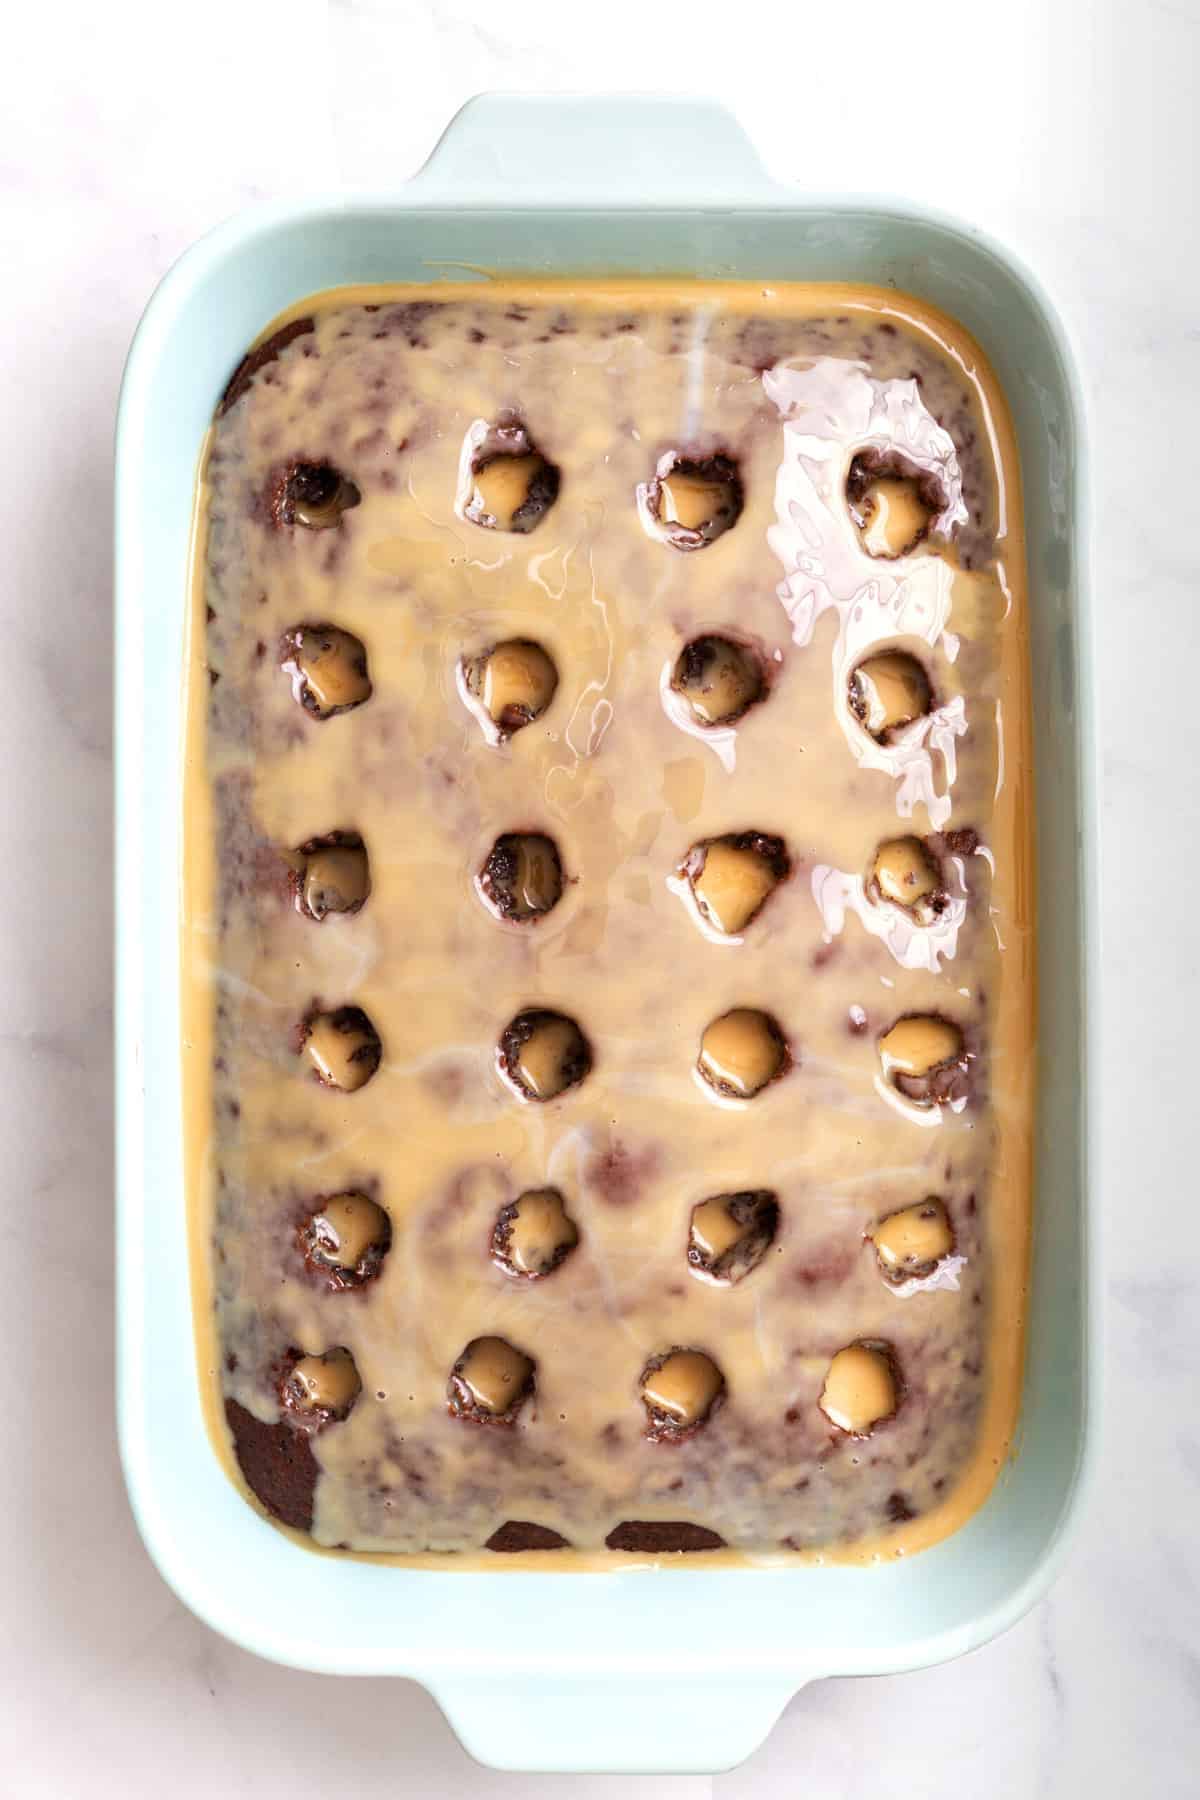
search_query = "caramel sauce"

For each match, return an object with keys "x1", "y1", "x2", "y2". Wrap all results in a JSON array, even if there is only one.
[{"x1": 183, "y1": 280, "x2": 1034, "y2": 1567}]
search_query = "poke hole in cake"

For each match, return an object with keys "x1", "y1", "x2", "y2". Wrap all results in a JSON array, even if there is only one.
[{"x1": 185, "y1": 280, "x2": 1034, "y2": 1564}]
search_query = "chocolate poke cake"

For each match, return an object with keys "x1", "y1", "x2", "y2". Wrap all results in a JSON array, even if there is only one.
[{"x1": 183, "y1": 280, "x2": 1034, "y2": 1561}]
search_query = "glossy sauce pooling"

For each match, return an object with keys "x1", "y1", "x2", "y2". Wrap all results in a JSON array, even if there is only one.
[{"x1": 187, "y1": 281, "x2": 1034, "y2": 1563}]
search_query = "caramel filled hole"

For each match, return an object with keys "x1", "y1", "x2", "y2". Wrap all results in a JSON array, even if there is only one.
[
  {"x1": 698, "y1": 1008, "x2": 789, "y2": 1099},
  {"x1": 687, "y1": 1190, "x2": 779, "y2": 1284},
  {"x1": 498, "y1": 1009, "x2": 592, "y2": 1102},
  {"x1": 301, "y1": 1006, "x2": 382, "y2": 1092},
  {"x1": 448, "y1": 1336, "x2": 535, "y2": 1419},
  {"x1": 282, "y1": 626, "x2": 371, "y2": 720},
  {"x1": 687, "y1": 833, "x2": 789, "y2": 934},
  {"x1": 651, "y1": 455, "x2": 743, "y2": 549},
  {"x1": 302, "y1": 1192, "x2": 391, "y2": 1284},
  {"x1": 297, "y1": 835, "x2": 370, "y2": 920},
  {"x1": 848, "y1": 651, "x2": 932, "y2": 744},
  {"x1": 871, "y1": 1198, "x2": 954, "y2": 1281},
  {"x1": 492, "y1": 1187, "x2": 580, "y2": 1278},
  {"x1": 478, "y1": 833, "x2": 564, "y2": 922},
  {"x1": 640, "y1": 1348, "x2": 725, "y2": 1435},
  {"x1": 845, "y1": 450, "x2": 935, "y2": 554},
  {"x1": 285, "y1": 463, "x2": 362, "y2": 530},
  {"x1": 878, "y1": 1014, "x2": 969, "y2": 1107},
  {"x1": 818, "y1": 1342, "x2": 899, "y2": 1435},
  {"x1": 281, "y1": 1347, "x2": 362, "y2": 1421},
  {"x1": 869, "y1": 836, "x2": 943, "y2": 922},
  {"x1": 466, "y1": 451, "x2": 560, "y2": 533},
  {"x1": 671, "y1": 635, "x2": 764, "y2": 728},
  {"x1": 464, "y1": 639, "x2": 558, "y2": 735}
]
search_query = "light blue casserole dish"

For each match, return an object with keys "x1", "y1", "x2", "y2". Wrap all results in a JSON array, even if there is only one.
[{"x1": 114, "y1": 95, "x2": 1097, "y2": 1775}]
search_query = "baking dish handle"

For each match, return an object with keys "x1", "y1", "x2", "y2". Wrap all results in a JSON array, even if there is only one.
[
  {"x1": 430, "y1": 1671, "x2": 802, "y2": 1775},
  {"x1": 409, "y1": 93, "x2": 783, "y2": 207}
]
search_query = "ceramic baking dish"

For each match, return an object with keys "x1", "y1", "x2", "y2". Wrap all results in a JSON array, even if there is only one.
[{"x1": 115, "y1": 94, "x2": 1096, "y2": 1774}]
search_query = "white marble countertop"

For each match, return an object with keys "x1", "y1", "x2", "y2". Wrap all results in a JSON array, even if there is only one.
[{"x1": 5, "y1": 0, "x2": 1198, "y2": 1793}]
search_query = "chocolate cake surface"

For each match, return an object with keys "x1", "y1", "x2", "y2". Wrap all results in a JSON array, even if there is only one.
[{"x1": 187, "y1": 281, "x2": 1034, "y2": 1562}]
